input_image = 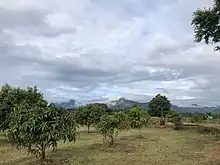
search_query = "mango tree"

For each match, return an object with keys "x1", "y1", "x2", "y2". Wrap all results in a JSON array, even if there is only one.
[
  {"x1": 96, "y1": 111, "x2": 129, "y2": 145},
  {"x1": 6, "y1": 88, "x2": 78, "y2": 160},
  {"x1": 128, "y1": 106, "x2": 150, "y2": 137},
  {"x1": 75, "y1": 103, "x2": 107, "y2": 133}
]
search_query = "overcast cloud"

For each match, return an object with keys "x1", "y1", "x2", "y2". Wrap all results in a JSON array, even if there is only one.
[{"x1": 0, "y1": 0, "x2": 219, "y2": 106}]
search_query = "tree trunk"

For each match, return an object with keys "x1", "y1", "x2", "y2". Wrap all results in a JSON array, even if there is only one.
[
  {"x1": 40, "y1": 144, "x2": 46, "y2": 160},
  {"x1": 161, "y1": 108, "x2": 164, "y2": 117},
  {"x1": 109, "y1": 136, "x2": 114, "y2": 145},
  {"x1": 139, "y1": 128, "x2": 142, "y2": 138},
  {"x1": 87, "y1": 125, "x2": 90, "y2": 133}
]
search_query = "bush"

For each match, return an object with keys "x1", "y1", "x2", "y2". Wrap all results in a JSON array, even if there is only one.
[
  {"x1": 165, "y1": 110, "x2": 177, "y2": 122},
  {"x1": 75, "y1": 103, "x2": 107, "y2": 133},
  {"x1": 172, "y1": 115, "x2": 183, "y2": 130},
  {"x1": 96, "y1": 112, "x2": 129, "y2": 145},
  {"x1": 191, "y1": 114, "x2": 203, "y2": 123},
  {"x1": 6, "y1": 103, "x2": 78, "y2": 160},
  {"x1": 128, "y1": 106, "x2": 150, "y2": 137},
  {"x1": 159, "y1": 117, "x2": 166, "y2": 126}
]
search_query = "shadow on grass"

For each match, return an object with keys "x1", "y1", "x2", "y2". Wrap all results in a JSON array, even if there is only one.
[
  {"x1": 119, "y1": 132, "x2": 161, "y2": 143},
  {"x1": 2, "y1": 138, "x2": 137, "y2": 165},
  {"x1": 0, "y1": 139, "x2": 10, "y2": 146},
  {"x1": 78, "y1": 130, "x2": 97, "y2": 134},
  {"x1": 0, "y1": 135, "x2": 11, "y2": 147},
  {"x1": 85, "y1": 141, "x2": 137, "y2": 153}
]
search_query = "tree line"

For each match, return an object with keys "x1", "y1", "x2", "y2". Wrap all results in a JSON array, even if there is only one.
[
  {"x1": 0, "y1": 84, "x2": 176, "y2": 160},
  {"x1": 1, "y1": 83, "x2": 220, "y2": 161}
]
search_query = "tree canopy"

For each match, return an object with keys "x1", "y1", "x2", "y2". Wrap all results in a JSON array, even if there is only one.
[
  {"x1": 6, "y1": 96, "x2": 78, "y2": 160},
  {"x1": 128, "y1": 106, "x2": 150, "y2": 129},
  {"x1": 0, "y1": 84, "x2": 46, "y2": 130},
  {"x1": 96, "y1": 111, "x2": 129, "y2": 145},
  {"x1": 75, "y1": 103, "x2": 107, "y2": 132},
  {"x1": 148, "y1": 94, "x2": 171, "y2": 117},
  {"x1": 192, "y1": 0, "x2": 220, "y2": 51}
]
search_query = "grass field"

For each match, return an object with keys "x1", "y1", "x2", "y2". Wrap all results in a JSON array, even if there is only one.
[{"x1": 1, "y1": 127, "x2": 219, "y2": 165}]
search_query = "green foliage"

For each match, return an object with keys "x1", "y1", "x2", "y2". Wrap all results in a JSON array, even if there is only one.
[
  {"x1": 192, "y1": 0, "x2": 220, "y2": 51},
  {"x1": 165, "y1": 111, "x2": 183, "y2": 130},
  {"x1": 96, "y1": 112, "x2": 128, "y2": 145},
  {"x1": 159, "y1": 117, "x2": 166, "y2": 126},
  {"x1": 213, "y1": 112, "x2": 220, "y2": 123},
  {"x1": 113, "y1": 111, "x2": 130, "y2": 130},
  {"x1": 6, "y1": 102, "x2": 78, "y2": 160},
  {"x1": 213, "y1": 112, "x2": 220, "y2": 118},
  {"x1": 165, "y1": 110, "x2": 177, "y2": 122},
  {"x1": 0, "y1": 84, "x2": 45, "y2": 131},
  {"x1": 172, "y1": 115, "x2": 183, "y2": 130},
  {"x1": 128, "y1": 106, "x2": 150, "y2": 129},
  {"x1": 190, "y1": 114, "x2": 204, "y2": 123},
  {"x1": 180, "y1": 112, "x2": 193, "y2": 118},
  {"x1": 148, "y1": 94, "x2": 171, "y2": 117},
  {"x1": 75, "y1": 103, "x2": 107, "y2": 133}
]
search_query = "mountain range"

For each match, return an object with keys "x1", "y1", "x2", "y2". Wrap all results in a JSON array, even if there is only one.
[
  {"x1": 55, "y1": 98, "x2": 219, "y2": 113},
  {"x1": 54, "y1": 99, "x2": 82, "y2": 109}
]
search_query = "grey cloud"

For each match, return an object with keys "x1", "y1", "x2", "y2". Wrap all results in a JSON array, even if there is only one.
[
  {"x1": 0, "y1": 8, "x2": 76, "y2": 37},
  {"x1": 0, "y1": 0, "x2": 219, "y2": 106},
  {"x1": 0, "y1": 8, "x2": 49, "y2": 29}
]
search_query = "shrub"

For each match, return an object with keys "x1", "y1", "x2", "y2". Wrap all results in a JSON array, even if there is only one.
[
  {"x1": 96, "y1": 112, "x2": 129, "y2": 145},
  {"x1": 128, "y1": 107, "x2": 150, "y2": 129},
  {"x1": 191, "y1": 114, "x2": 203, "y2": 123},
  {"x1": 128, "y1": 106, "x2": 150, "y2": 137},
  {"x1": 6, "y1": 102, "x2": 78, "y2": 160},
  {"x1": 75, "y1": 103, "x2": 107, "y2": 133},
  {"x1": 159, "y1": 117, "x2": 166, "y2": 126},
  {"x1": 172, "y1": 115, "x2": 183, "y2": 130},
  {"x1": 165, "y1": 110, "x2": 177, "y2": 122}
]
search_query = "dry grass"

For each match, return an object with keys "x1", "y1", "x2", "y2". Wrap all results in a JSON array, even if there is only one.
[
  {"x1": 0, "y1": 127, "x2": 218, "y2": 165},
  {"x1": 203, "y1": 141, "x2": 220, "y2": 165}
]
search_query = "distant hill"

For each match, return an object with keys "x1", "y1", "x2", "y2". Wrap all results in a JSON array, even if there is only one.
[
  {"x1": 107, "y1": 98, "x2": 217, "y2": 113},
  {"x1": 54, "y1": 98, "x2": 218, "y2": 113},
  {"x1": 212, "y1": 108, "x2": 220, "y2": 114},
  {"x1": 107, "y1": 98, "x2": 149, "y2": 109},
  {"x1": 54, "y1": 99, "x2": 82, "y2": 109}
]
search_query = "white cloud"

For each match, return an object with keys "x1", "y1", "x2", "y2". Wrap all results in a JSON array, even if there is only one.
[{"x1": 0, "y1": 0, "x2": 219, "y2": 106}]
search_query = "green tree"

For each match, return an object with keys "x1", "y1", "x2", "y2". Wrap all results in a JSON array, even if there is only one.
[
  {"x1": 191, "y1": 114, "x2": 203, "y2": 123},
  {"x1": 213, "y1": 112, "x2": 220, "y2": 123},
  {"x1": 6, "y1": 102, "x2": 78, "y2": 160},
  {"x1": 75, "y1": 103, "x2": 107, "y2": 133},
  {"x1": 0, "y1": 84, "x2": 46, "y2": 131},
  {"x1": 192, "y1": 0, "x2": 220, "y2": 51},
  {"x1": 165, "y1": 110, "x2": 177, "y2": 122},
  {"x1": 172, "y1": 114, "x2": 183, "y2": 130},
  {"x1": 128, "y1": 106, "x2": 150, "y2": 137},
  {"x1": 148, "y1": 94, "x2": 171, "y2": 117},
  {"x1": 113, "y1": 111, "x2": 130, "y2": 130},
  {"x1": 96, "y1": 112, "x2": 129, "y2": 145}
]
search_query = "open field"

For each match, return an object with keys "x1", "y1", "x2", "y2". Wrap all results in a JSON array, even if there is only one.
[{"x1": 0, "y1": 127, "x2": 219, "y2": 165}]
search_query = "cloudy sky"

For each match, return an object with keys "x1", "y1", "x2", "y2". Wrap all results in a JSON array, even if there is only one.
[{"x1": 0, "y1": 0, "x2": 220, "y2": 106}]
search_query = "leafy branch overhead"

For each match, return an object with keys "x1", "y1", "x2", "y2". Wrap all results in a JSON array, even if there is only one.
[{"x1": 192, "y1": 0, "x2": 220, "y2": 51}]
